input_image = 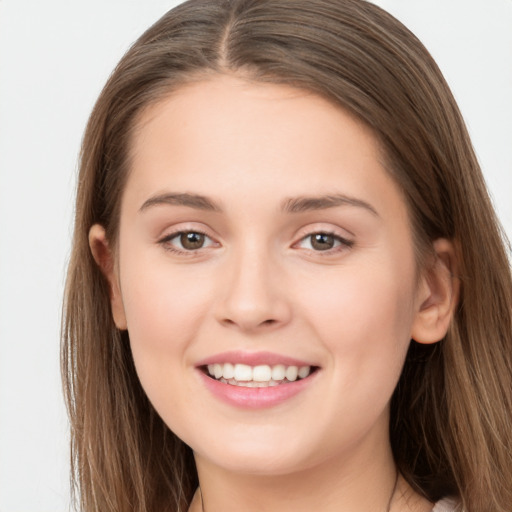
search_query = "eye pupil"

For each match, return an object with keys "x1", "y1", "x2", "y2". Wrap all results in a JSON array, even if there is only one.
[
  {"x1": 311, "y1": 233, "x2": 334, "y2": 250},
  {"x1": 180, "y1": 232, "x2": 205, "y2": 250}
]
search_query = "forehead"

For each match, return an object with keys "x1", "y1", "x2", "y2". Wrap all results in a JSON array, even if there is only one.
[
  {"x1": 130, "y1": 75, "x2": 380, "y2": 159},
  {"x1": 125, "y1": 75, "x2": 406, "y2": 223}
]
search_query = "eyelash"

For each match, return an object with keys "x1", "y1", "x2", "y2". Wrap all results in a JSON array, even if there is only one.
[
  {"x1": 158, "y1": 229, "x2": 215, "y2": 256},
  {"x1": 294, "y1": 231, "x2": 354, "y2": 255},
  {"x1": 158, "y1": 230, "x2": 354, "y2": 256}
]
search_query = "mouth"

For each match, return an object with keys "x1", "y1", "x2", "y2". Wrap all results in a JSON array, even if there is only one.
[{"x1": 202, "y1": 363, "x2": 319, "y2": 388}]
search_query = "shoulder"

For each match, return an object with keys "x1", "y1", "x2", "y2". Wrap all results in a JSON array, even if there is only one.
[{"x1": 432, "y1": 497, "x2": 461, "y2": 512}]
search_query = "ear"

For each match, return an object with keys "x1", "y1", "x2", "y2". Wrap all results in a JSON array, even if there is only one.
[
  {"x1": 88, "y1": 224, "x2": 127, "y2": 330},
  {"x1": 411, "y1": 238, "x2": 460, "y2": 344}
]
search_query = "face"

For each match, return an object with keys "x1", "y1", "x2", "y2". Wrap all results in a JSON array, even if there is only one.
[{"x1": 103, "y1": 76, "x2": 433, "y2": 477}]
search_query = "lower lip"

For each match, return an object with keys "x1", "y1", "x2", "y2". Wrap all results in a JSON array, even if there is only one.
[{"x1": 197, "y1": 370, "x2": 318, "y2": 409}]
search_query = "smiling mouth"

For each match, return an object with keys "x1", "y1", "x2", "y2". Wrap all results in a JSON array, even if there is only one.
[{"x1": 203, "y1": 363, "x2": 319, "y2": 388}]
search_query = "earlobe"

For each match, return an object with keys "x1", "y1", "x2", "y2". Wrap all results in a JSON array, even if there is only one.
[
  {"x1": 411, "y1": 238, "x2": 460, "y2": 344},
  {"x1": 88, "y1": 224, "x2": 128, "y2": 330}
]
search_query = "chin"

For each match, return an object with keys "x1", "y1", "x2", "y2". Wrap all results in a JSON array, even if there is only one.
[{"x1": 188, "y1": 427, "x2": 325, "y2": 477}]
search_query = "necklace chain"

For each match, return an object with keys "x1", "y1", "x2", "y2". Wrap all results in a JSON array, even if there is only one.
[{"x1": 199, "y1": 469, "x2": 399, "y2": 512}]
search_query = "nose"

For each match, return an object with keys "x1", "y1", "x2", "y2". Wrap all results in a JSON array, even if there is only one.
[{"x1": 215, "y1": 245, "x2": 292, "y2": 333}]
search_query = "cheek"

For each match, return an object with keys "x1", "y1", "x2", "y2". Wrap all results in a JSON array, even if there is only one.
[
  {"x1": 290, "y1": 264, "x2": 416, "y2": 450},
  {"x1": 117, "y1": 252, "x2": 215, "y2": 400},
  {"x1": 299, "y1": 258, "x2": 416, "y2": 387},
  {"x1": 304, "y1": 261, "x2": 414, "y2": 335},
  {"x1": 120, "y1": 248, "x2": 213, "y2": 345}
]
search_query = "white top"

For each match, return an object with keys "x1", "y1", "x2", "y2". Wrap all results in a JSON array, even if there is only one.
[{"x1": 432, "y1": 497, "x2": 460, "y2": 511}]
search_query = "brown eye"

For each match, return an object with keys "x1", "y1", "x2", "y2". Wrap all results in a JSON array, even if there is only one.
[
  {"x1": 310, "y1": 233, "x2": 335, "y2": 251},
  {"x1": 160, "y1": 230, "x2": 216, "y2": 254},
  {"x1": 180, "y1": 232, "x2": 205, "y2": 250},
  {"x1": 295, "y1": 231, "x2": 353, "y2": 253}
]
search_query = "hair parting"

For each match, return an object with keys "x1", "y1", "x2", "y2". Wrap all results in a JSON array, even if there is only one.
[{"x1": 62, "y1": 1, "x2": 512, "y2": 511}]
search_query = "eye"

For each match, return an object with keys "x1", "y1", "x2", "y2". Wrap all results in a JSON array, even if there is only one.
[
  {"x1": 297, "y1": 232, "x2": 353, "y2": 252},
  {"x1": 160, "y1": 230, "x2": 216, "y2": 252}
]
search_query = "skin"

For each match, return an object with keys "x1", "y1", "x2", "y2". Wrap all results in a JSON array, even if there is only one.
[{"x1": 90, "y1": 75, "x2": 458, "y2": 512}]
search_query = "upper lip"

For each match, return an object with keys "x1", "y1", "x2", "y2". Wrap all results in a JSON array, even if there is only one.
[{"x1": 196, "y1": 350, "x2": 317, "y2": 368}]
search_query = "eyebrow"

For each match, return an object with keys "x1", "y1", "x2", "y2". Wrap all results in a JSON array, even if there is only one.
[
  {"x1": 281, "y1": 194, "x2": 379, "y2": 216},
  {"x1": 139, "y1": 192, "x2": 378, "y2": 216},
  {"x1": 139, "y1": 192, "x2": 222, "y2": 213}
]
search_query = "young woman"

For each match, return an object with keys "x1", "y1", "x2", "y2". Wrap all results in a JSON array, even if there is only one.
[{"x1": 61, "y1": 1, "x2": 512, "y2": 511}]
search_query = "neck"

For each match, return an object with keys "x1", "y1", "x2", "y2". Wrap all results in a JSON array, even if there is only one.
[{"x1": 192, "y1": 440, "x2": 403, "y2": 512}]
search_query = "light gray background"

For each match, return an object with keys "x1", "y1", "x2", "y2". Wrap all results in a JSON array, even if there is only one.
[{"x1": 0, "y1": 1, "x2": 511, "y2": 510}]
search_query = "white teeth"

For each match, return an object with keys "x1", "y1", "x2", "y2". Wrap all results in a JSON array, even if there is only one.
[
  {"x1": 285, "y1": 366, "x2": 298, "y2": 381},
  {"x1": 222, "y1": 378, "x2": 285, "y2": 387},
  {"x1": 233, "y1": 364, "x2": 252, "y2": 381},
  {"x1": 253, "y1": 365, "x2": 272, "y2": 382},
  {"x1": 298, "y1": 366, "x2": 311, "y2": 379},
  {"x1": 222, "y1": 363, "x2": 235, "y2": 380},
  {"x1": 213, "y1": 364, "x2": 223, "y2": 380},
  {"x1": 271, "y1": 364, "x2": 286, "y2": 381},
  {"x1": 206, "y1": 363, "x2": 313, "y2": 385}
]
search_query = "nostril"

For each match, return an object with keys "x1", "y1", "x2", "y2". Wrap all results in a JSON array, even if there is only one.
[{"x1": 220, "y1": 317, "x2": 278, "y2": 329}]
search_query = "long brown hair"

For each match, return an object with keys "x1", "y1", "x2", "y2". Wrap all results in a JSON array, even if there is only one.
[{"x1": 62, "y1": 1, "x2": 512, "y2": 511}]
